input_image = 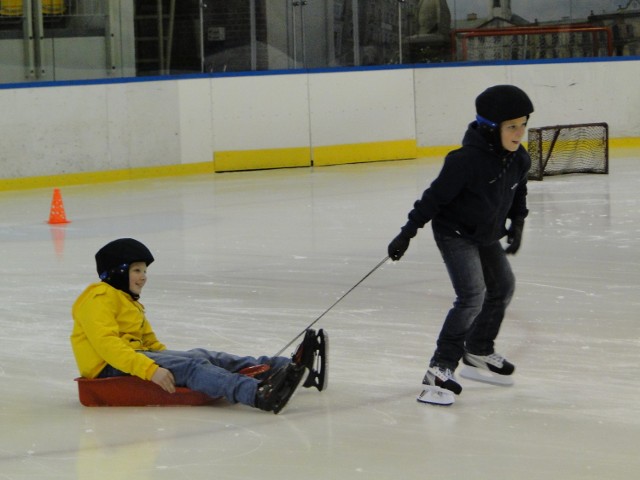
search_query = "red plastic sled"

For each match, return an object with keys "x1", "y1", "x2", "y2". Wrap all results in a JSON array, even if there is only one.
[{"x1": 75, "y1": 364, "x2": 271, "y2": 407}]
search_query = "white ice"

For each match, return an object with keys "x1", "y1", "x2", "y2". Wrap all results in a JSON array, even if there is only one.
[{"x1": 0, "y1": 156, "x2": 639, "y2": 479}]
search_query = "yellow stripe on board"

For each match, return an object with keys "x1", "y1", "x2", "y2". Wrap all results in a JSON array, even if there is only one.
[
  {"x1": 0, "y1": 162, "x2": 215, "y2": 192},
  {"x1": 609, "y1": 138, "x2": 640, "y2": 158},
  {"x1": 213, "y1": 147, "x2": 311, "y2": 172},
  {"x1": 313, "y1": 139, "x2": 417, "y2": 166},
  {"x1": 610, "y1": 137, "x2": 640, "y2": 149},
  {"x1": 416, "y1": 145, "x2": 456, "y2": 158}
]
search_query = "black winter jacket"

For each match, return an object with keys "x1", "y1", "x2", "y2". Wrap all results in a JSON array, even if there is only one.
[{"x1": 402, "y1": 122, "x2": 530, "y2": 245}]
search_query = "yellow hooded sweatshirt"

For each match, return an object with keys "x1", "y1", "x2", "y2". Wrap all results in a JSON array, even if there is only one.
[{"x1": 71, "y1": 282, "x2": 166, "y2": 380}]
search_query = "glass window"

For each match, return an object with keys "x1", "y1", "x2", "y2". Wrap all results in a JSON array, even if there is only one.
[{"x1": 1, "y1": 1, "x2": 638, "y2": 84}]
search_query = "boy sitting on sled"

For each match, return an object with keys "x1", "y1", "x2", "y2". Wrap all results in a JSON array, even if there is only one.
[{"x1": 71, "y1": 238, "x2": 326, "y2": 414}]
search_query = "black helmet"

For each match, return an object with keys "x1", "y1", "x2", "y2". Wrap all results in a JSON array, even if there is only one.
[
  {"x1": 474, "y1": 85, "x2": 533, "y2": 153},
  {"x1": 95, "y1": 238, "x2": 154, "y2": 298},
  {"x1": 475, "y1": 85, "x2": 534, "y2": 126}
]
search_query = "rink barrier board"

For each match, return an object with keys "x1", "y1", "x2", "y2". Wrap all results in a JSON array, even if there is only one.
[{"x1": 1, "y1": 139, "x2": 638, "y2": 191}]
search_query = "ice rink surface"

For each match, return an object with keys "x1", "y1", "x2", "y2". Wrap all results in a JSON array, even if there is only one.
[{"x1": 1, "y1": 155, "x2": 638, "y2": 479}]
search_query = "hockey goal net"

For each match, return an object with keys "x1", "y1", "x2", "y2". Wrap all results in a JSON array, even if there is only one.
[
  {"x1": 452, "y1": 25, "x2": 613, "y2": 61},
  {"x1": 527, "y1": 123, "x2": 609, "y2": 181}
]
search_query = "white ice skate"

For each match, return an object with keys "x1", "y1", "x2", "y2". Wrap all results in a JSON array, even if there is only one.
[
  {"x1": 417, "y1": 385, "x2": 455, "y2": 406},
  {"x1": 416, "y1": 366, "x2": 461, "y2": 406},
  {"x1": 459, "y1": 352, "x2": 515, "y2": 386}
]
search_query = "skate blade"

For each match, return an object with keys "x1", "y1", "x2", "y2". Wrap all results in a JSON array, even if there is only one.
[
  {"x1": 459, "y1": 365, "x2": 514, "y2": 386},
  {"x1": 302, "y1": 329, "x2": 328, "y2": 391},
  {"x1": 416, "y1": 386, "x2": 455, "y2": 406}
]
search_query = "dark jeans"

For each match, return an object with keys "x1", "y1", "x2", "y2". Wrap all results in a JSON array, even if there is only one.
[
  {"x1": 430, "y1": 231, "x2": 515, "y2": 370},
  {"x1": 98, "y1": 349, "x2": 291, "y2": 406}
]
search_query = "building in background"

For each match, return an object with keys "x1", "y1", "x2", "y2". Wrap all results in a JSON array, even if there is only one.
[
  {"x1": 588, "y1": 0, "x2": 640, "y2": 56},
  {"x1": 450, "y1": 0, "x2": 640, "y2": 61}
]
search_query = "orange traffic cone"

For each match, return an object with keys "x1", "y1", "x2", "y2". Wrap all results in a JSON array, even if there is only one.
[{"x1": 48, "y1": 188, "x2": 70, "y2": 224}]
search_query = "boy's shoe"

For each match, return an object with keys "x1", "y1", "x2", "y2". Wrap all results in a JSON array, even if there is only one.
[
  {"x1": 460, "y1": 352, "x2": 515, "y2": 386},
  {"x1": 254, "y1": 363, "x2": 305, "y2": 414},
  {"x1": 292, "y1": 328, "x2": 328, "y2": 391},
  {"x1": 423, "y1": 365, "x2": 462, "y2": 395}
]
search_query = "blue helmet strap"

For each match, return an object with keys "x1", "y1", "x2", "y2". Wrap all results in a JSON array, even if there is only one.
[
  {"x1": 476, "y1": 114, "x2": 498, "y2": 129},
  {"x1": 99, "y1": 263, "x2": 139, "y2": 299},
  {"x1": 100, "y1": 263, "x2": 129, "y2": 281}
]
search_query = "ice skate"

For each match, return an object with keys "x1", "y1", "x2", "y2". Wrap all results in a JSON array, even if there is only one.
[
  {"x1": 417, "y1": 385, "x2": 455, "y2": 406},
  {"x1": 292, "y1": 328, "x2": 328, "y2": 391},
  {"x1": 255, "y1": 362, "x2": 305, "y2": 414},
  {"x1": 417, "y1": 366, "x2": 461, "y2": 406},
  {"x1": 459, "y1": 352, "x2": 515, "y2": 386}
]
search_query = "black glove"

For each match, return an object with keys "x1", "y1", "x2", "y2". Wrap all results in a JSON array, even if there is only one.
[
  {"x1": 388, "y1": 233, "x2": 411, "y2": 261},
  {"x1": 505, "y1": 218, "x2": 524, "y2": 255}
]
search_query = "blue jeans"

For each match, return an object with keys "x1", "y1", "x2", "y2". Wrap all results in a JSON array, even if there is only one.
[
  {"x1": 430, "y1": 231, "x2": 515, "y2": 370},
  {"x1": 98, "y1": 349, "x2": 291, "y2": 406}
]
